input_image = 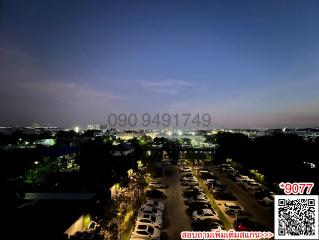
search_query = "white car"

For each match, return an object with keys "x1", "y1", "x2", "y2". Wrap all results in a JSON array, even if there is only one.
[
  {"x1": 144, "y1": 200, "x2": 165, "y2": 211},
  {"x1": 184, "y1": 186, "x2": 203, "y2": 193},
  {"x1": 244, "y1": 181, "x2": 262, "y2": 191},
  {"x1": 198, "y1": 170, "x2": 209, "y2": 174},
  {"x1": 141, "y1": 203, "x2": 164, "y2": 212},
  {"x1": 205, "y1": 179, "x2": 215, "y2": 185},
  {"x1": 188, "y1": 194, "x2": 209, "y2": 204},
  {"x1": 149, "y1": 181, "x2": 167, "y2": 189},
  {"x1": 192, "y1": 208, "x2": 219, "y2": 221},
  {"x1": 136, "y1": 213, "x2": 163, "y2": 229},
  {"x1": 235, "y1": 175, "x2": 250, "y2": 182},
  {"x1": 130, "y1": 236, "x2": 151, "y2": 240},
  {"x1": 183, "y1": 178, "x2": 198, "y2": 186},
  {"x1": 183, "y1": 176, "x2": 197, "y2": 182},
  {"x1": 180, "y1": 166, "x2": 192, "y2": 172},
  {"x1": 224, "y1": 202, "x2": 244, "y2": 212},
  {"x1": 239, "y1": 178, "x2": 255, "y2": 187},
  {"x1": 138, "y1": 206, "x2": 163, "y2": 218},
  {"x1": 131, "y1": 224, "x2": 160, "y2": 240}
]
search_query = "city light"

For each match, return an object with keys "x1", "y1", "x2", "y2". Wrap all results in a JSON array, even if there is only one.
[{"x1": 74, "y1": 126, "x2": 80, "y2": 133}]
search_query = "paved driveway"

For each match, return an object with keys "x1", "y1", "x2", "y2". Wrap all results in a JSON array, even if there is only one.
[{"x1": 161, "y1": 166, "x2": 192, "y2": 240}]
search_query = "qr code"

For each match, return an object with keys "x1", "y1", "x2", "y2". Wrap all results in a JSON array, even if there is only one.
[{"x1": 275, "y1": 195, "x2": 319, "y2": 239}]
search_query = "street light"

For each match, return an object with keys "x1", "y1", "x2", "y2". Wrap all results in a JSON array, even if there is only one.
[{"x1": 74, "y1": 126, "x2": 80, "y2": 133}]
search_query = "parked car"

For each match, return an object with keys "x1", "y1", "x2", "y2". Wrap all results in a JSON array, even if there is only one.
[
  {"x1": 131, "y1": 224, "x2": 160, "y2": 240},
  {"x1": 234, "y1": 218, "x2": 269, "y2": 231},
  {"x1": 180, "y1": 173, "x2": 193, "y2": 181},
  {"x1": 235, "y1": 175, "x2": 250, "y2": 182},
  {"x1": 227, "y1": 170, "x2": 239, "y2": 178},
  {"x1": 224, "y1": 202, "x2": 244, "y2": 212},
  {"x1": 244, "y1": 181, "x2": 262, "y2": 191},
  {"x1": 191, "y1": 219, "x2": 225, "y2": 231},
  {"x1": 221, "y1": 166, "x2": 234, "y2": 172},
  {"x1": 198, "y1": 169, "x2": 210, "y2": 174},
  {"x1": 260, "y1": 193, "x2": 275, "y2": 206},
  {"x1": 146, "y1": 189, "x2": 165, "y2": 200},
  {"x1": 192, "y1": 208, "x2": 219, "y2": 221},
  {"x1": 136, "y1": 213, "x2": 162, "y2": 229},
  {"x1": 148, "y1": 181, "x2": 168, "y2": 189},
  {"x1": 200, "y1": 172, "x2": 216, "y2": 180},
  {"x1": 238, "y1": 179, "x2": 255, "y2": 187},
  {"x1": 182, "y1": 179, "x2": 199, "y2": 186},
  {"x1": 138, "y1": 206, "x2": 163, "y2": 218},
  {"x1": 184, "y1": 186, "x2": 203, "y2": 193},
  {"x1": 254, "y1": 190, "x2": 271, "y2": 200},
  {"x1": 184, "y1": 189, "x2": 204, "y2": 198},
  {"x1": 180, "y1": 166, "x2": 192, "y2": 172},
  {"x1": 182, "y1": 176, "x2": 197, "y2": 182},
  {"x1": 204, "y1": 179, "x2": 216, "y2": 185},
  {"x1": 130, "y1": 236, "x2": 151, "y2": 240},
  {"x1": 188, "y1": 194, "x2": 209, "y2": 205},
  {"x1": 141, "y1": 202, "x2": 164, "y2": 212},
  {"x1": 188, "y1": 202, "x2": 212, "y2": 214},
  {"x1": 144, "y1": 200, "x2": 165, "y2": 211},
  {"x1": 225, "y1": 209, "x2": 249, "y2": 218}
]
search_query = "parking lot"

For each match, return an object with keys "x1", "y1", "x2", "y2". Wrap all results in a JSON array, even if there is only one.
[{"x1": 130, "y1": 163, "x2": 275, "y2": 239}]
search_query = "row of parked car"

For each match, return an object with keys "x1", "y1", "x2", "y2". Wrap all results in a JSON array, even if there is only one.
[
  {"x1": 217, "y1": 163, "x2": 275, "y2": 208},
  {"x1": 130, "y1": 181, "x2": 168, "y2": 240},
  {"x1": 198, "y1": 169, "x2": 250, "y2": 218},
  {"x1": 179, "y1": 167, "x2": 225, "y2": 231},
  {"x1": 197, "y1": 166, "x2": 269, "y2": 232}
]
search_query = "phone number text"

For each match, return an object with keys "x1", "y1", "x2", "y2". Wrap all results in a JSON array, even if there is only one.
[{"x1": 106, "y1": 113, "x2": 212, "y2": 128}]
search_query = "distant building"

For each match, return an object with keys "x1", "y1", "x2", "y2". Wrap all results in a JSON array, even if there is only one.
[
  {"x1": 115, "y1": 131, "x2": 144, "y2": 140},
  {"x1": 111, "y1": 142, "x2": 134, "y2": 156},
  {"x1": 87, "y1": 124, "x2": 100, "y2": 130}
]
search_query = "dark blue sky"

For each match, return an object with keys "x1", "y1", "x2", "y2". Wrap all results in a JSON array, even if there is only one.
[{"x1": 1, "y1": 0, "x2": 319, "y2": 128}]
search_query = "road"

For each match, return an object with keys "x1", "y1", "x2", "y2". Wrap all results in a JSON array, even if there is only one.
[{"x1": 161, "y1": 166, "x2": 192, "y2": 240}]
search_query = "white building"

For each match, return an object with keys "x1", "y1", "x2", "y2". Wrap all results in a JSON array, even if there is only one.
[{"x1": 87, "y1": 124, "x2": 100, "y2": 130}]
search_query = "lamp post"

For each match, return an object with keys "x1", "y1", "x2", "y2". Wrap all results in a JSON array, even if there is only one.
[{"x1": 117, "y1": 212, "x2": 121, "y2": 240}]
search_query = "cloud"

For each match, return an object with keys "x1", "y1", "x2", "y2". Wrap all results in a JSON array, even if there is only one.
[
  {"x1": 141, "y1": 79, "x2": 193, "y2": 87},
  {"x1": 140, "y1": 79, "x2": 193, "y2": 94}
]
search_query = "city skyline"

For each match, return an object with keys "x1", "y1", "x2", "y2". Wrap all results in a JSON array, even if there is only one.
[{"x1": 1, "y1": 0, "x2": 319, "y2": 128}]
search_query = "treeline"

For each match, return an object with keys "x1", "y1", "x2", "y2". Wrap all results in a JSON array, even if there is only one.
[{"x1": 214, "y1": 132, "x2": 319, "y2": 183}]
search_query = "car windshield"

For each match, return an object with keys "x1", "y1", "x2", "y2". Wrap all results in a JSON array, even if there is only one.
[
  {"x1": 197, "y1": 209, "x2": 204, "y2": 214},
  {"x1": 138, "y1": 225, "x2": 147, "y2": 230},
  {"x1": 148, "y1": 226, "x2": 154, "y2": 234},
  {"x1": 231, "y1": 206, "x2": 241, "y2": 209},
  {"x1": 136, "y1": 231, "x2": 148, "y2": 235}
]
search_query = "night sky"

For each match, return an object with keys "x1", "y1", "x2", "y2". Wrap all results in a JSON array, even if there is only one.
[{"x1": 1, "y1": 0, "x2": 319, "y2": 128}]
